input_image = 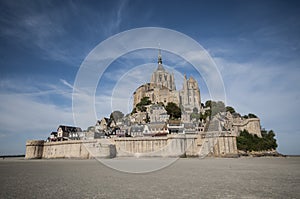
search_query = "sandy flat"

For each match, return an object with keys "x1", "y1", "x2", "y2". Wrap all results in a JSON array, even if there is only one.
[{"x1": 0, "y1": 157, "x2": 299, "y2": 198}]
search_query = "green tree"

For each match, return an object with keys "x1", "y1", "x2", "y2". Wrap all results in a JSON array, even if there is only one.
[
  {"x1": 237, "y1": 129, "x2": 277, "y2": 152},
  {"x1": 203, "y1": 100, "x2": 226, "y2": 118},
  {"x1": 110, "y1": 110, "x2": 124, "y2": 121},
  {"x1": 87, "y1": 126, "x2": 95, "y2": 132},
  {"x1": 211, "y1": 101, "x2": 225, "y2": 117},
  {"x1": 166, "y1": 102, "x2": 181, "y2": 119},
  {"x1": 248, "y1": 113, "x2": 258, "y2": 118},
  {"x1": 136, "y1": 97, "x2": 152, "y2": 112},
  {"x1": 199, "y1": 110, "x2": 211, "y2": 121},
  {"x1": 190, "y1": 112, "x2": 201, "y2": 121},
  {"x1": 226, "y1": 106, "x2": 236, "y2": 114},
  {"x1": 205, "y1": 100, "x2": 212, "y2": 108},
  {"x1": 243, "y1": 113, "x2": 258, "y2": 119},
  {"x1": 131, "y1": 107, "x2": 137, "y2": 114},
  {"x1": 144, "y1": 113, "x2": 150, "y2": 123}
]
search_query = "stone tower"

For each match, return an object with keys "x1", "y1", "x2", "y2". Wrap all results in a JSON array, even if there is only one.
[
  {"x1": 133, "y1": 50, "x2": 202, "y2": 112},
  {"x1": 180, "y1": 74, "x2": 201, "y2": 113},
  {"x1": 150, "y1": 49, "x2": 176, "y2": 91}
]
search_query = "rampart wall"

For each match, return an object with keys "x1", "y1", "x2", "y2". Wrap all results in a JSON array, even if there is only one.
[{"x1": 25, "y1": 133, "x2": 238, "y2": 159}]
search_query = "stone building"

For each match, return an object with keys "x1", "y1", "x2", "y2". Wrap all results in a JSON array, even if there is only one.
[
  {"x1": 213, "y1": 112, "x2": 262, "y2": 137},
  {"x1": 133, "y1": 83, "x2": 180, "y2": 107},
  {"x1": 180, "y1": 75, "x2": 201, "y2": 113},
  {"x1": 133, "y1": 50, "x2": 202, "y2": 119},
  {"x1": 129, "y1": 123, "x2": 168, "y2": 137},
  {"x1": 95, "y1": 118, "x2": 116, "y2": 131},
  {"x1": 130, "y1": 112, "x2": 147, "y2": 124},
  {"x1": 150, "y1": 50, "x2": 176, "y2": 91},
  {"x1": 57, "y1": 125, "x2": 82, "y2": 141},
  {"x1": 133, "y1": 51, "x2": 180, "y2": 107},
  {"x1": 149, "y1": 104, "x2": 169, "y2": 123}
]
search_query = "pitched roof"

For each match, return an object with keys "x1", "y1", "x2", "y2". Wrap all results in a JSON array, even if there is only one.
[
  {"x1": 57, "y1": 125, "x2": 82, "y2": 133},
  {"x1": 147, "y1": 122, "x2": 167, "y2": 130},
  {"x1": 130, "y1": 124, "x2": 145, "y2": 133}
]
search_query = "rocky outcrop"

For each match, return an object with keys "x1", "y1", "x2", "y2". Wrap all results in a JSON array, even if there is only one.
[{"x1": 238, "y1": 150, "x2": 284, "y2": 157}]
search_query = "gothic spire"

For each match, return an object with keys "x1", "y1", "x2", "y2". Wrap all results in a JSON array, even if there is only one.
[{"x1": 158, "y1": 48, "x2": 162, "y2": 64}]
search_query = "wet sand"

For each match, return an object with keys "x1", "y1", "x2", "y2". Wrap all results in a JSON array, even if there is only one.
[{"x1": 0, "y1": 157, "x2": 299, "y2": 198}]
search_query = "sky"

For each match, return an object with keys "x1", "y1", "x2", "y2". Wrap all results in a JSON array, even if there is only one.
[{"x1": 0, "y1": 0, "x2": 299, "y2": 155}]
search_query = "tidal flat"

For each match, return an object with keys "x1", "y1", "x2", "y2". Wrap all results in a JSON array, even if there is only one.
[{"x1": 0, "y1": 157, "x2": 299, "y2": 198}]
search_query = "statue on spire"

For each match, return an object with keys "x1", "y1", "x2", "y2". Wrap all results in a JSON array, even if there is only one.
[{"x1": 158, "y1": 48, "x2": 162, "y2": 64}]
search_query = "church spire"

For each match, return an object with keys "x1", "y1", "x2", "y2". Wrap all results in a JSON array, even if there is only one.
[{"x1": 158, "y1": 48, "x2": 162, "y2": 64}]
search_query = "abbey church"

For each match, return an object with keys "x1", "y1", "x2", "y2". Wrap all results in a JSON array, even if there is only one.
[
  {"x1": 133, "y1": 50, "x2": 202, "y2": 117},
  {"x1": 26, "y1": 50, "x2": 267, "y2": 160}
]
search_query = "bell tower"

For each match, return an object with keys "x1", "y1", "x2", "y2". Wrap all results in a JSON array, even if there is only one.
[{"x1": 150, "y1": 49, "x2": 175, "y2": 91}]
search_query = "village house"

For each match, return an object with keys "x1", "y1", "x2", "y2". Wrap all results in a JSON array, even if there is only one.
[
  {"x1": 57, "y1": 125, "x2": 83, "y2": 141},
  {"x1": 148, "y1": 104, "x2": 169, "y2": 123}
]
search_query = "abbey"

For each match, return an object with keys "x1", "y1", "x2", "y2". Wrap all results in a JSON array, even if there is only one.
[
  {"x1": 26, "y1": 49, "x2": 274, "y2": 160},
  {"x1": 133, "y1": 50, "x2": 202, "y2": 120}
]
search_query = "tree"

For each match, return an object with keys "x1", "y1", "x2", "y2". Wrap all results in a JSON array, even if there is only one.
[
  {"x1": 248, "y1": 113, "x2": 258, "y2": 118},
  {"x1": 226, "y1": 106, "x2": 236, "y2": 114},
  {"x1": 194, "y1": 110, "x2": 211, "y2": 121},
  {"x1": 211, "y1": 101, "x2": 225, "y2": 117},
  {"x1": 205, "y1": 100, "x2": 212, "y2": 108},
  {"x1": 237, "y1": 129, "x2": 277, "y2": 152},
  {"x1": 190, "y1": 112, "x2": 200, "y2": 121},
  {"x1": 87, "y1": 126, "x2": 95, "y2": 132},
  {"x1": 136, "y1": 97, "x2": 152, "y2": 112},
  {"x1": 203, "y1": 100, "x2": 226, "y2": 118},
  {"x1": 144, "y1": 113, "x2": 150, "y2": 123},
  {"x1": 166, "y1": 102, "x2": 181, "y2": 119},
  {"x1": 243, "y1": 113, "x2": 258, "y2": 119},
  {"x1": 131, "y1": 107, "x2": 137, "y2": 115},
  {"x1": 110, "y1": 110, "x2": 124, "y2": 121}
]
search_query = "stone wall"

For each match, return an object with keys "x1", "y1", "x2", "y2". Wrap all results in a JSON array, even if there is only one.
[
  {"x1": 25, "y1": 140, "x2": 116, "y2": 159},
  {"x1": 215, "y1": 135, "x2": 238, "y2": 157},
  {"x1": 234, "y1": 118, "x2": 262, "y2": 137},
  {"x1": 114, "y1": 134, "x2": 198, "y2": 157},
  {"x1": 195, "y1": 132, "x2": 238, "y2": 158},
  {"x1": 26, "y1": 133, "x2": 238, "y2": 159},
  {"x1": 25, "y1": 140, "x2": 45, "y2": 159}
]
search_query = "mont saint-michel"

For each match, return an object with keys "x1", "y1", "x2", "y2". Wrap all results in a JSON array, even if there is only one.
[{"x1": 25, "y1": 51, "x2": 278, "y2": 159}]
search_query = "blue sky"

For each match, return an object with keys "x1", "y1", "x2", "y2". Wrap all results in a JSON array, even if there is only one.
[{"x1": 0, "y1": 0, "x2": 300, "y2": 155}]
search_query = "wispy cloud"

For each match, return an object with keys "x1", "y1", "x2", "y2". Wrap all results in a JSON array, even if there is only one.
[
  {"x1": 0, "y1": 76, "x2": 94, "y2": 154},
  {"x1": 60, "y1": 79, "x2": 74, "y2": 90},
  {"x1": 0, "y1": 0, "x2": 130, "y2": 65},
  {"x1": 0, "y1": 92, "x2": 73, "y2": 155}
]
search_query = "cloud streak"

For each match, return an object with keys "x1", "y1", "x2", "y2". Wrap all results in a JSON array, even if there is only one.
[{"x1": 0, "y1": 0, "x2": 130, "y2": 65}]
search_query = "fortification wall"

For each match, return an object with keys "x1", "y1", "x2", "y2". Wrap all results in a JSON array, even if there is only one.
[
  {"x1": 215, "y1": 135, "x2": 238, "y2": 157},
  {"x1": 196, "y1": 133, "x2": 238, "y2": 157},
  {"x1": 26, "y1": 134, "x2": 238, "y2": 159},
  {"x1": 25, "y1": 140, "x2": 45, "y2": 159},
  {"x1": 114, "y1": 134, "x2": 197, "y2": 157},
  {"x1": 234, "y1": 118, "x2": 262, "y2": 137},
  {"x1": 25, "y1": 140, "x2": 116, "y2": 159}
]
